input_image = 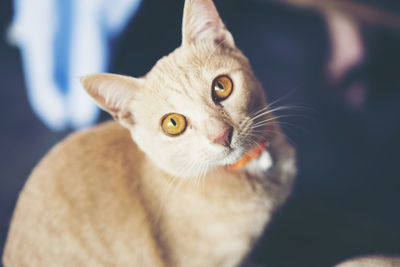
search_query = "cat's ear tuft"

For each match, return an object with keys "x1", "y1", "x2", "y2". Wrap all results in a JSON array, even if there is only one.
[
  {"x1": 182, "y1": 0, "x2": 235, "y2": 48},
  {"x1": 81, "y1": 73, "x2": 139, "y2": 126}
]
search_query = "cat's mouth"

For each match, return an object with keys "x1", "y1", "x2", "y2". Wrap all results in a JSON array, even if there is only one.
[{"x1": 224, "y1": 141, "x2": 268, "y2": 170}]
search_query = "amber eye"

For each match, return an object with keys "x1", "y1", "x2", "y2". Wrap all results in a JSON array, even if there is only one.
[
  {"x1": 212, "y1": 75, "x2": 233, "y2": 103},
  {"x1": 161, "y1": 113, "x2": 187, "y2": 136}
]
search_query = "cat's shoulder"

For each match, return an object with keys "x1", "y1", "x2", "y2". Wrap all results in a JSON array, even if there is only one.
[
  {"x1": 46, "y1": 120, "x2": 136, "y2": 161},
  {"x1": 28, "y1": 121, "x2": 143, "y2": 188},
  {"x1": 61, "y1": 120, "x2": 132, "y2": 150}
]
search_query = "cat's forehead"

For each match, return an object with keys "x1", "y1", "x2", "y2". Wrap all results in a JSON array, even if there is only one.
[
  {"x1": 135, "y1": 45, "x2": 255, "y2": 121},
  {"x1": 144, "y1": 46, "x2": 245, "y2": 97}
]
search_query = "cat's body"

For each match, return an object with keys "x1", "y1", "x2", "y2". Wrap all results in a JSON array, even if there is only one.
[
  {"x1": 3, "y1": 0, "x2": 296, "y2": 266},
  {"x1": 4, "y1": 122, "x2": 295, "y2": 267}
]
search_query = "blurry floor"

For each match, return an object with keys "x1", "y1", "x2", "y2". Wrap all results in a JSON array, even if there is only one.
[{"x1": 1, "y1": 0, "x2": 400, "y2": 266}]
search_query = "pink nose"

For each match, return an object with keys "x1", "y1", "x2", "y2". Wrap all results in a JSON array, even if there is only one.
[{"x1": 213, "y1": 126, "x2": 233, "y2": 147}]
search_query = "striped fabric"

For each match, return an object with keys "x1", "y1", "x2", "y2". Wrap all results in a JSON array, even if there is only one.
[{"x1": 9, "y1": 0, "x2": 142, "y2": 131}]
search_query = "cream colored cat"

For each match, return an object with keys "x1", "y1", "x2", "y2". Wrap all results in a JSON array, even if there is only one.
[
  {"x1": 336, "y1": 255, "x2": 400, "y2": 267},
  {"x1": 3, "y1": 0, "x2": 296, "y2": 266}
]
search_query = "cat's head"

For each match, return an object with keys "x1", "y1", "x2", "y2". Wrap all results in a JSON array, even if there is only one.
[{"x1": 82, "y1": 0, "x2": 280, "y2": 177}]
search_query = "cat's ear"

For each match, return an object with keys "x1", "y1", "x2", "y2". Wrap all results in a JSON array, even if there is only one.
[
  {"x1": 81, "y1": 73, "x2": 139, "y2": 126},
  {"x1": 182, "y1": 0, "x2": 235, "y2": 48}
]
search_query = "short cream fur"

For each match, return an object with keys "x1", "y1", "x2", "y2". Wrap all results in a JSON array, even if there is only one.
[{"x1": 3, "y1": 0, "x2": 297, "y2": 266}]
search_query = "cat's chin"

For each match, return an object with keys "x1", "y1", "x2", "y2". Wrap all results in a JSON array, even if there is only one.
[
  {"x1": 218, "y1": 148, "x2": 246, "y2": 167},
  {"x1": 217, "y1": 141, "x2": 269, "y2": 169}
]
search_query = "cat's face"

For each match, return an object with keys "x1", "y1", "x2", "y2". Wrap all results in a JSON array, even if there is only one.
[{"x1": 82, "y1": 0, "x2": 277, "y2": 177}]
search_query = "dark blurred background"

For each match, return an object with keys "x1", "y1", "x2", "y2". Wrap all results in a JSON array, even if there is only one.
[{"x1": 1, "y1": 0, "x2": 400, "y2": 266}]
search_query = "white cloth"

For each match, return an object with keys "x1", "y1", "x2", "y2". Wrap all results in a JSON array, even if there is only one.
[{"x1": 9, "y1": 0, "x2": 142, "y2": 130}]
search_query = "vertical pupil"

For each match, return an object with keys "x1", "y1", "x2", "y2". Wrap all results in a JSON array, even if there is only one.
[
  {"x1": 170, "y1": 118, "x2": 177, "y2": 126},
  {"x1": 217, "y1": 81, "x2": 224, "y2": 90}
]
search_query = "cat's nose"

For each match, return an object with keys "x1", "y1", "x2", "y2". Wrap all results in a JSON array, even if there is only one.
[{"x1": 213, "y1": 126, "x2": 233, "y2": 147}]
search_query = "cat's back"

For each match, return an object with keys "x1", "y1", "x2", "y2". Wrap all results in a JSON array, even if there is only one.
[{"x1": 3, "y1": 121, "x2": 164, "y2": 267}]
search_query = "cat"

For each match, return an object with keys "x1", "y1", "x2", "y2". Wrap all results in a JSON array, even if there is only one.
[
  {"x1": 335, "y1": 255, "x2": 400, "y2": 267},
  {"x1": 2, "y1": 0, "x2": 296, "y2": 266}
]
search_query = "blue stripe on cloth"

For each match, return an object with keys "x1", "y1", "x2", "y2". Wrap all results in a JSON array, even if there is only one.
[{"x1": 53, "y1": 0, "x2": 73, "y2": 95}]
